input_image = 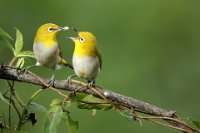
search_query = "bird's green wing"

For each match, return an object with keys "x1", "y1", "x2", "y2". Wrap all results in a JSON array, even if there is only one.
[
  {"x1": 58, "y1": 46, "x2": 73, "y2": 69},
  {"x1": 96, "y1": 49, "x2": 102, "y2": 69},
  {"x1": 58, "y1": 44, "x2": 63, "y2": 58}
]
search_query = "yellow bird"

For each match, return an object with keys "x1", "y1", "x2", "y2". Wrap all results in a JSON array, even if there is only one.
[
  {"x1": 32, "y1": 23, "x2": 72, "y2": 85},
  {"x1": 68, "y1": 29, "x2": 102, "y2": 86}
]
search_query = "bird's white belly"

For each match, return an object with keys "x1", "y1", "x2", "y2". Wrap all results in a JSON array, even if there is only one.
[
  {"x1": 33, "y1": 42, "x2": 61, "y2": 70},
  {"x1": 73, "y1": 55, "x2": 100, "y2": 81}
]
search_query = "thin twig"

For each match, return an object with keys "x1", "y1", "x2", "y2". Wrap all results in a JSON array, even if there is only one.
[
  {"x1": 7, "y1": 81, "x2": 15, "y2": 129},
  {"x1": 4, "y1": 96, "x2": 21, "y2": 120},
  {"x1": 16, "y1": 88, "x2": 44, "y2": 130},
  {"x1": 71, "y1": 80, "x2": 107, "y2": 100},
  {"x1": 136, "y1": 115, "x2": 189, "y2": 129},
  {"x1": 27, "y1": 71, "x2": 69, "y2": 99},
  {"x1": 79, "y1": 100, "x2": 111, "y2": 105},
  {"x1": 27, "y1": 88, "x2": 44, "y2": 105},
  {"x1": 8, "y1": 94, "x2": 12, "y2": 129},
  {"x1": 130, "y1": 112, "x2": 193, "y2": 133},
  {"x1": 7, "y1": 81, "x2": 24, "y2": 109},
  {"x1": 148, "y1": 119, "x2": 188, "y2": 133}
]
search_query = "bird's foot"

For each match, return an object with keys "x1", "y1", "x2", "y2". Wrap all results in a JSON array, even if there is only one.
[
  {"x1": 67, "y1": 76, "x2": 72, "y2": 85},
  {"x1": 48, "y1": 79, "x2": 55, "y2": 87},
  {"x1": 20, "y1": 66, "x2": 31, "y2": 74},
  {"x1": 48, "y1": 75, "x2": 55, "y2": 87},
  {"x1": 67, "y1": 74, "x2": 76, "y2": 85},
  {"x1": 20, "y1": 67, "x2": 28, "y2": 74},
  {"x1": 19, "y1": 65, "x2": 37, "y2": 74},
  {"x1": 87, "y1": 81, "x2": 95, "y2": 88}
]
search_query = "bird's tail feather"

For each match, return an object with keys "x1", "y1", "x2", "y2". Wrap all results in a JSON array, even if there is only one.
[{"x1": 60, "y1": 58, "x2": 73, "y2": 69}]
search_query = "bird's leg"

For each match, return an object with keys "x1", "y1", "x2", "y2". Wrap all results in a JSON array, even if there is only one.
[
  {"x1": 67, "y1": 74, "x2": 77, "y2": 84},
  {"x1": 87, "y1": 80, "x2": 107, "y2": 100},
  {"x1": 20, "y1": 65, "x2": 38, "y2": 74},
  {"x1": 48, "y1": 71, "x2": 55, "y2": 86},
  {"x1": 87, "y1": 80, "x2": 95, "y2": 87},
  {"x1": 66, "y1": 74, "x2": 78, "y2": 96}
]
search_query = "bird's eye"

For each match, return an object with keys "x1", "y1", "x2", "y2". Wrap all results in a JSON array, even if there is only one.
[
  {"x1": 79, "y1": 37, "x2": 85, "y2": 43},
  {"x1": 48, "y1": 27, "x2": 54, "y2": 32}
]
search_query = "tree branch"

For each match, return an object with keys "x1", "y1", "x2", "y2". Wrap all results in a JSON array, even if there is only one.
[{"x1": 0, "y1": 64, "x2": 199, "y2": 133}]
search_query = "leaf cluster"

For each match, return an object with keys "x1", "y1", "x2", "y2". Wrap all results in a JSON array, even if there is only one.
[{"x1": 0, "y1": 27, "x2": 34, "y2": 67}]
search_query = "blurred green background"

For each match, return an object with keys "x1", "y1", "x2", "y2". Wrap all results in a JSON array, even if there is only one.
[{"x1": 0, "y1": 0, "x2": 200, "y2": 132}]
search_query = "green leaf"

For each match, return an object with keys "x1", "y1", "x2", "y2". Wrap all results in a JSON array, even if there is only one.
[
  {"x1": 77, "y1": 102, "x2": 112, "y2": 111},
  {"x1": 0, "y1": 37, "x2": 15, "y2": 53},
  {"x1": 192, "y1": 120, "x2": 200, "y2": 130},
  {"x1": 14, "y1": 28, "x2": 23, "y2": 56},
  {"x1": 76, "y1": 94, "x2": 113, "y2": 111},
  {"x1": 74, "y1": 93, "x2": 88, "y2": 101},
  {"x1": 81, "y1": 94, "x2": 104, "y2": 102},
  {"x1": 0, "y1": 27, "x2": 13, "y2": 40},
  {"x1": 62, "y1": 100, "x2": 71, "y2": 111},
  {"x1": 50, "y1": 99, "x2": 62, "y2": 107},
  {"x1": 17, "y1": 51, "x2": 35, "y2": 58},
  {"x1": 26, "y1": 102, "x2": 47, "y2": 113},
  {"x1": 62, "y1": 112, "x2": 78, "y2": 133},
  {"x1": 16, "y1": 57, "x2": 25, "y2": 68},
  {"x1": 43, "y1": 106, "x2": 63, "y2": 133},
  {"x1": 75, "y1": 93, "x2": 107, "y2": 102},
  {"x1": 0, "y1": 92, "x2": 10, "y2": 105}
]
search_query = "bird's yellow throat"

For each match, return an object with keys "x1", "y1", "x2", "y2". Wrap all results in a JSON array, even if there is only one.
[
  {"x1": 34, "y1": 33, "x2": 57, "y2": 47},
  {"x1": 74, "y1": 40, "x2": 98, "y2": 57}
]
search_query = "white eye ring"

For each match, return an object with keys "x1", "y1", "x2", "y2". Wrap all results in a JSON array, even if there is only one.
[
  {"x1": 79, "y1": 37, "x2": 85, "y2": 43},
  {"x1": 48, "y1": 27, "x2": 54, "y2": 32}
]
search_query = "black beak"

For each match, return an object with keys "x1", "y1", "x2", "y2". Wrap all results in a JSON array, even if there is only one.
[{"x1": 72, "y1": 27, "x2": 79, "y2": 36}]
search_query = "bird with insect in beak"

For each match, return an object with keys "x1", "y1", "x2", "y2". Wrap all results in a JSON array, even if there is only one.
[
  {"x1": 23, "y1": 23, "x2": 73, "y2": 85},
  {"x1": 67, "y1": 28, "x2": 102, "y2": 87}
]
